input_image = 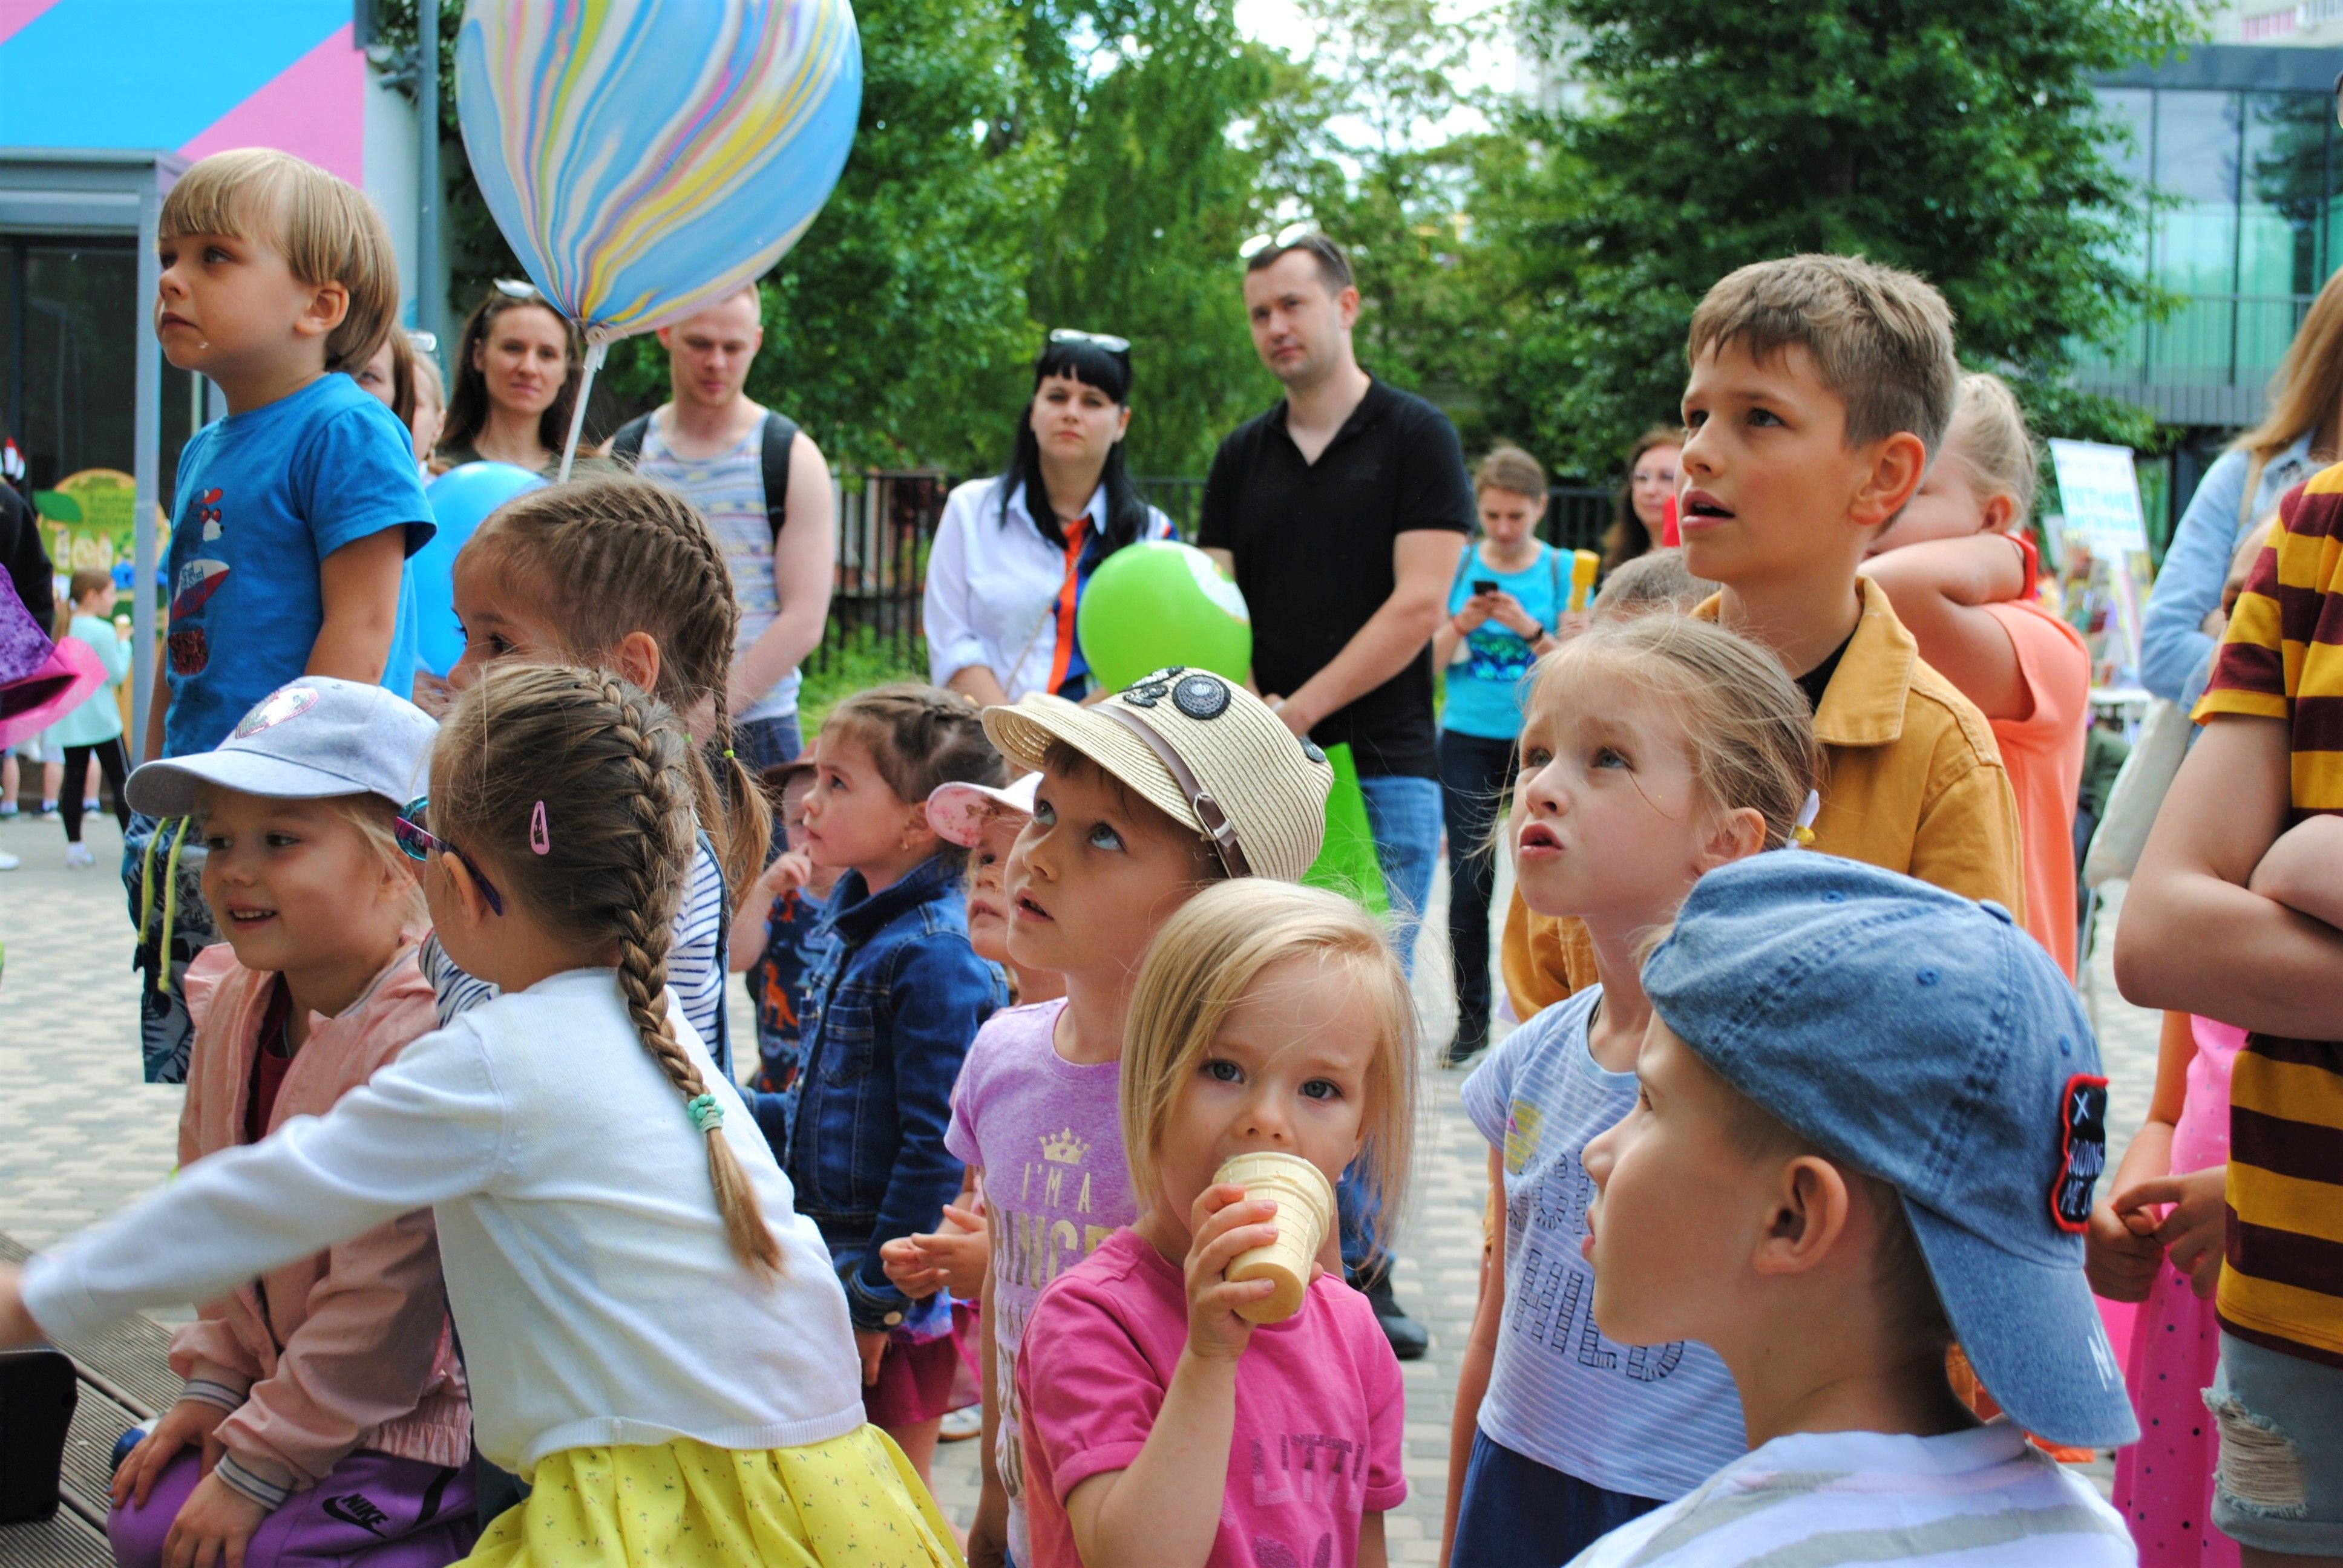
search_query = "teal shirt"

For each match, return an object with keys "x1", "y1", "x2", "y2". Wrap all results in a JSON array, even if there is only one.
[
  {"x1": 1441, "y1": 543, "x2": 1563, "y2": 740},
  {"x1": 48, "y1": 612, "x2": 133, "y2": 746}
]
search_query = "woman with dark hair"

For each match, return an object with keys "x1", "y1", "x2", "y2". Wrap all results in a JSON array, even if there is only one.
[
  {"x1": 1599, "y1": 424, "x2": 1683, "y2": 574},
  {"x1": 924, "y1": 332, "x2": 1175, "y2": 705},
  {"x1": 431, "y1": 283, "x2": 600, "y2": 477}
]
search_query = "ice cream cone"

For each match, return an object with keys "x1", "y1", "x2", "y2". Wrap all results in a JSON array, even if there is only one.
[{"x1": 1217, "y1": 1151, "x2": 1337, "y2": 1324}]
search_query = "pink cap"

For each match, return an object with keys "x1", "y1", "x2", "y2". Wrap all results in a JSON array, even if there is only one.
[{"x1": 926, "y1": 771, "x2": 1041, "y2": 848}]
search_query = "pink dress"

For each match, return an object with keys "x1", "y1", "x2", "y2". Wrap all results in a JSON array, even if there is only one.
[{"x1": 2112, "y1": 1016, "x2": 2245, "y2": 1567}]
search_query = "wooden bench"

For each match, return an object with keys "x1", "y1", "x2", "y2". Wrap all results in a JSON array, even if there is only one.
[{"x1": 1, "y1": 1232, "x2": 179, "y2": 1567}]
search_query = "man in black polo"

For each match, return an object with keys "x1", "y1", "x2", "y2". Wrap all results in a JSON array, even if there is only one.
[{"x1": 1199, "y1": 230, "x2": 1472, "y2": 1359}]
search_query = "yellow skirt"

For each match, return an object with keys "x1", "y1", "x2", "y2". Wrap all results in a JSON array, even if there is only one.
[{"x1": 459, "y1": 1425, "x2": 964, "y2": 1568}]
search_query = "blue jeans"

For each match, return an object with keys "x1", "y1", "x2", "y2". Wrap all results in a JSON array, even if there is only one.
[
  {"x1": 1439, "y1": 730, "x2": 1518, "y2": 1045},
  {"x1": 1451, "y1": 1428, "x2": 1662, "y2": 1567},
  {"x1": 1357, "y1": 771, "x2": 1441, "y2": 977},
  {"x1": 735, "y1": 712, "x2": 804, "y2": 774}
]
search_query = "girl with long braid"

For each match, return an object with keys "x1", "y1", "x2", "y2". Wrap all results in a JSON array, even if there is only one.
[
  {"x1": 0, "y1": 665, "x2": 964, "y2": 1568},
  {"x1": 418, "y1": 474, "x2": 772, "y2": 1075}
]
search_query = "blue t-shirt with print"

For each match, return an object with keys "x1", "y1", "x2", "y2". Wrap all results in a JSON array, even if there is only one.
[
  {"x1": 1442, "y1": 543, "x2": 1563, "y2": 740},
  {"x1": 1459, "y1": 987, "x2": 1746, "y2": 1501},
  {"x1": 162, "y1": 373, "x2": 432, "y2": 758}
]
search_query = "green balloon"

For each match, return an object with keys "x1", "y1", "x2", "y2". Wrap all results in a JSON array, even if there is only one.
[{"x1": 1076, "y1": 541, "x2": 1252, "y2": 691}]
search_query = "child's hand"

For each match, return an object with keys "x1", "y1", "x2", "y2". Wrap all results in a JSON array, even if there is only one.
[
  {"x1": 2114, "y1": 1166, "x2": 2229, "y2": 1299},
  {"x1": 1484, "y1": 591, "x2": 1540, "y2": 640},
  {"x1": 882, "y1": 1203, "x2": 990, "y2": 1299},
  {"x1": 2249, "y1": 815, "x2": 2343, "y2": 929},
  {"x1": 2083, "y1": 1195, "x2": 2164, "y2": 1303},
  {"x1": 854, "y1": 1327, "x2": 888, "y2": 1388},
  {"x1": 162, "y1": 1466, "x2": 267, "y2": 1568},
  {"x1": 0, "y1": 1264, "x2": 38, "y2": 1348},
  {"x1": 761, "y1": 847, "x2": 816, "y2": 898},
  {"x1": 1181, "y1": 1182, "x2": 1282, "y2": 1364},
  {"x1": 968, "y1": 1481, "x2": 1011, "y2": 1568},
  {"x1": 112, "y1": 1398, "x2": 232, "y2": 1511}
]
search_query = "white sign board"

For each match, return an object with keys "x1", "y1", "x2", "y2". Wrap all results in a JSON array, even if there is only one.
[{"x1": 2048, "y1": 439, "x2": 2151, "y2": 557}]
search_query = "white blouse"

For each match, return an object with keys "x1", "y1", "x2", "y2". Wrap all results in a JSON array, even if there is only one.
[{"x1": 923, "y1": 474, "x2": 1175, "y2": 701}]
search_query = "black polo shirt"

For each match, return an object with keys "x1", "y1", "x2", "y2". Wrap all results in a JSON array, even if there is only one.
[{"x1": 1198, "y1": 376, "x2": 1473, "y2": 779}]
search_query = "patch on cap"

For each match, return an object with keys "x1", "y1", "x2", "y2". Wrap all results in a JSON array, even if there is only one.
[
  {"x1": 1121, "y1": 667, "x2": 1187, "y2": 708},
  {"x1": 1172, "y1": 673, "x2": 1230, "y2": 720},
  {"x1": 2050, "y1": 1073, "x2": 2109, "y2": 1233},
  {"x1": 232, "y1": 685, "x2": 320, "y2": 738}
]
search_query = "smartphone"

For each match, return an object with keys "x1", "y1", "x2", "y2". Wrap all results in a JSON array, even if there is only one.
[{"x1": 1472, "y1": 580, "x2": 1500, "y2": 596}]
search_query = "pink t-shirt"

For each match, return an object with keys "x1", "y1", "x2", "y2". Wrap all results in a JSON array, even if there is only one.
[
  {"x1": 943, "y1": 997, "x2": 1135, "y2": 1564},
  {"x1": 1018, "y1": 1227, "x2": 1407, "y2": 1568}
]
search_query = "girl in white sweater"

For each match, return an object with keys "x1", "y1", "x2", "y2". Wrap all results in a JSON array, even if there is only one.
[{"x1": 1, "y1": 664, "x2": 960, "y2": 1568}]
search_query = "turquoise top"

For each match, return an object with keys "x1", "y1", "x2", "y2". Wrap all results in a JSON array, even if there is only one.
[
  {"x1": 49, "y1": 613, "x2": 133, "y2": 746},
  {"x1": 1441, "y1": 543, "x2": 1563, "y2": 740}
]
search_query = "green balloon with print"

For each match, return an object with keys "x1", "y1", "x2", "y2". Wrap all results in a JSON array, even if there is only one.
[{"x1": 1076, "y1": 541, "x2": 1251, "y2": 692}]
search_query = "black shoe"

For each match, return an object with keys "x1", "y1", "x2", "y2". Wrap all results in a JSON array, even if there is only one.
[
  {"x1": 1358, "y1": 1267, "x2": 1429, "y2": 1360},
  {"x1": 1442, "y1": 1021, "x2": 1488, "y2": 1070}
]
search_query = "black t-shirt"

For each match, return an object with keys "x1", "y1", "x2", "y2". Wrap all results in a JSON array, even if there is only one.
[
  {"x1": 1795, "y1": 630, "x2": 1856, "y2": 716},
  {"x1": 1197, "y1": 377, "x2": 1473, "y2": 778}
]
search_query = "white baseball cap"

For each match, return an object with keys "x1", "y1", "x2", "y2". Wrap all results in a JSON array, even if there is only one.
[
  {"x1": 927, "y1": 771, "x2": 1042, "y2": 848},
  {"x1": 127, "y1": 678, "x2": 437, "y2": 818}
]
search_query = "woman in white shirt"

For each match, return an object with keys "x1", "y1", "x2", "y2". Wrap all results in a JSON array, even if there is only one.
[{"x1": 923, "y1": 331, "x2": 1175, "y2": 704}]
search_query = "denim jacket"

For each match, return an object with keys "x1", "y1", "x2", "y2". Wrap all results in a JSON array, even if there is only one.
[{"x1": 784, "y1": 854, "x2": 1007, "y2": 1331}]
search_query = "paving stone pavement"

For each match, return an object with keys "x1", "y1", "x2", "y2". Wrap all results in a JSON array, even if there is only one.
[{"x1": 0, "y1": 807, "x2": 2159, "y2": 1556}]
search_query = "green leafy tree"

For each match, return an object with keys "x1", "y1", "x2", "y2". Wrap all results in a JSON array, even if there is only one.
[{"x1": 1491, "y1": 0, "x2": 2201, "y2": 477}]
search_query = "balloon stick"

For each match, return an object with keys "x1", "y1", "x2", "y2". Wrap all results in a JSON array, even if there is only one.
[{"x1": 559, "y1": 339, "x2": 609, "y2": 483}]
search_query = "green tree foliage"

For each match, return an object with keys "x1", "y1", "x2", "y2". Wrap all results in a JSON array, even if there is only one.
[{"x1": 1487, "y1": 0, "x2": 2200, "y2": 476}]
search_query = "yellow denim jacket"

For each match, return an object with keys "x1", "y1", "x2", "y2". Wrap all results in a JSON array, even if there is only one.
[{"x1": 1501, "y1": 577, "x2": 2025, "y2": 1016}]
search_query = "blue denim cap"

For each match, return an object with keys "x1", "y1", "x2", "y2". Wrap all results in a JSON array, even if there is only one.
[
  {"x1": 127, "y1": 677, "x2": 437, "y2": 819},
  {"x1": 1641, "y1": 852, "x2": 2137, "y2": 1451}
]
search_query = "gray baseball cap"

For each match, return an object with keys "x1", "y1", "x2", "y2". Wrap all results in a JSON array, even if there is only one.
[
  {"x1": 126, "y1": 677, "x2": 438, "y2": 818},
  {"x1": 1640, "y1": 852, "x2": 2137, "y2": 1451}
]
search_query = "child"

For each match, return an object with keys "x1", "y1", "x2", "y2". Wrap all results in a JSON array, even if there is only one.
[
  {"x1": 98, "y1": 676, "x2": 472, "y2": 1568},
  {"x1": 1432, "y1": 445, "x2": 1567, "y2": 1068},
  {"x1": 1588, "y1": 547, "x2": 1715, "y2": 620},
  {"x1": 731, "y1": 757, "x2": 838, "y2": 1153},
  {"x1": 128, "y1": 148, "x2": 433, "y2": 1085},
  {"x1": 50, "y1": 567, "x2": 134, "y2": 867},
  {"x1": 1444, "y1": 616, "x2": 1821, "y2": 1568},
  {"x1": 0, "y1": 664, "x2": 958, "y2": 1566},
  {"x1": 944, "y1": 672, "x2": 1331, "y2": 1567},
  {"x1": 1502, "y1": 253, "x2": 2024, "y2": 1017},
  {"x1": 2088, "y1": 1011, "x2": 2244, "y2": 1566},
  {"x1": 2119, "y1": 463, "x2": 2343, "y2": 1563},
  {"x1": 1863, "y1": 372, "x2": 2091, "y2": 976},
  {"x1": 1018, "y1": 878, "x2": 1414, "y2": 1568},
  {"x1": 429, "y1": 473, "x2": 772, "y2": 1074},
  {"x1": 1570, "y1": 854, "x2": 2137, "y2": 1566},
  {"x1": 784, "y1": 683, "x2": 1010, "y2": 1484},
  {"x1": 926, "y1": 769, "x2": 1063, "y2": 1006}
]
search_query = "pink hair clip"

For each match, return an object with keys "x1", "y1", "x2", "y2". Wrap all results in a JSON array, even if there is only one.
[{"x1": 530, "y1": 800, "x2": 551, "y2": 855}]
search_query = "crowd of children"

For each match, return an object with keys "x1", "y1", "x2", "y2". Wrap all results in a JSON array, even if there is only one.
[{"x1": 0, "y1": 141, "x2": 2336, "y2": 1568}]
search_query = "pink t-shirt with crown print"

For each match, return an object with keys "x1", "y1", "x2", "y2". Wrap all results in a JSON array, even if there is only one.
[
  {"x1": 1018, "y1": 1227, "x2": 1407, "y2": 1568},
  {"x1": 944, "y1": 997, "x2": 1135, "y2": 1564}
]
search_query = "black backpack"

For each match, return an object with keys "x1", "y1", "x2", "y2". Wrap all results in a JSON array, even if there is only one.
[{"x1": 610, "y1": 410, "x2": 801, "y2": 542}]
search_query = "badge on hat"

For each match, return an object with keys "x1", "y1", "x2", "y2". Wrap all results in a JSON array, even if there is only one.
[
  {"x1": 232, "y1": 685, "x2": 321, "y2": 739},
  {"x1": 2050, "y1": 1073, "x2": 2109, "y2": 1234}
]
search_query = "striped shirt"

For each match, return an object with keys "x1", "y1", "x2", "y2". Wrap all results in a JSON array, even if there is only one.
[
  {"x1": 2194, "y1": 463, "x2": 2343, "y2": 1368},
  {"x1": 1567, "y1": 1424, "x2": 2131, "y2": 1567},
  {"x1": 420, "y1": 836, "x2": 732, "y2": 1079}
]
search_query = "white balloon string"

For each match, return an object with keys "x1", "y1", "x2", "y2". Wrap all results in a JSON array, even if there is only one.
[{"x1": 559, "y1": 339, "x2": 609, "y2": 484}]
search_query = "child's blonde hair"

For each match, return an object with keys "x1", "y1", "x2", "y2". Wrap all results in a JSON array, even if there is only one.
[
  {"x1": 1937, "y1": 371, "x2": 2038, "y2": 528},
  {"x1": 432, "y1": 664, "x2": 781, "y2": 1275},
  {"x1": 159, "y1": 149, "x2": 400, "y2": 377},
  {"x1": 1527, "y1": 617, "x2": 1821, "y2": 850},
  {"x1": 1688, "y1": 253, "x2": 1958, "y2": 455},
  {"x1": 464, "y1": 474, "x2": 773, "y2": 898},
  {"x1": 194, "y1": 785, "x2": 425, "y2": 927},
  {"x1": 1121, "y1": 880, "x2": 1416, "y2": 1262},
  {"x1": 411, "y1": 350, "x2": 446, "y2": 413},
  {"x1": 1590, "y1": 548, "x2": 1716, "y2": 621}
]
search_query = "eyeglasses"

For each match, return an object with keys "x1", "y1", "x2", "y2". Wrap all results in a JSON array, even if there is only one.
[
  {"x1": 1048, "y1": 328, "x2": 1130, "y2": 354},
  {"x1": 395, "y1": 796, "x2": 505, "y2": 915},
  {"x1": 1239, "y1": 221, "x2": 1319, "y2": 261},
  {"x1": 1631, "y1": 466, "x2": 1676, "y2": 485}
]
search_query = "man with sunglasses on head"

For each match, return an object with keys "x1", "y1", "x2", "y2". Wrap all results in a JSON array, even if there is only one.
[
  {"x1": 1199, "y1": 226, "x2": 1473, "y2": 1361},
  {"x1": 608, "y1": 284, "x2": 837, "y2": 770}
]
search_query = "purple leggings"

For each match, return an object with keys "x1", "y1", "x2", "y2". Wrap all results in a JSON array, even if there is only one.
[{"x1": 108, "y1": 1445, "x2": 478, "y2": 1568}]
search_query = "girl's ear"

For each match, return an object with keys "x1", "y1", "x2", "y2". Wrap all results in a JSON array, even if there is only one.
[
  {"x1": 900, "y1": 801, "x2": 942, "y2": 853},
  {"x1": 439, "y1": 851, "x2": 497, "y2": 926},
  {"x1": 1978, "y1": 492, "x2": 2018, "y2": 535},
  {"x1": 612, "y1": 630, "x2": 663, "y2": 695},
  {"x1": 1696, "y1": 805, "x2": 1768, "y2": 871}
]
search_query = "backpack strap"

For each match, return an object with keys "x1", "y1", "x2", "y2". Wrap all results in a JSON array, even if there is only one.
[
  {"x1": 760, "y1": 411, "x2": 801, "y2": 544},
  {"x1": 611, "y1": 413, "x2": 653, "y2": 469}
]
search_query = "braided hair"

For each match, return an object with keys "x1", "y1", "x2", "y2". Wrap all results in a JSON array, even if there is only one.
[
  {"x1": 467, "y1": 474, "x2": 773, "y2": 900},
  {"x1": 431, "y1": 664, "x2": 783, "y2": 1275}
]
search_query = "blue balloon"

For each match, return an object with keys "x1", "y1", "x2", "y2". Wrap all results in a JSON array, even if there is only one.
[{"x1": 410, "y1": 463, "x2": 546, "y2": 679}]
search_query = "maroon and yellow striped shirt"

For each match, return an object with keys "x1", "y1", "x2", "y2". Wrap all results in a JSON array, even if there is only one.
[{"x1": 2194, "y1": 464, "x2": 2343, "y2": 1368}]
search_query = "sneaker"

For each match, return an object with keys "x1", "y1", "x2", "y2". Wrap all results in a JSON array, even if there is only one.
[
  {"x1": 0, "y1": 802, "x2": 17, "y2": 818},
  {"x1": 34, "y1": 799, "x2": 56, "y2": 817},
  {"x1": 82, "y1": 797, "x2": 101, "y2": 814},
  {"x1": 1355, "y1": 1265, "x2": 1429, "y2": 1361},
  {"x1": 0, "y1": 850, "x2": 18, "y2": 871},
  {"x1": 939, "y1": 1403, "x2": 984, "y2": 1442},
  {"x1": 1442, "y1": 1021, "x2": 1489, "y2": 1071},
  {"x1": 65, "y1": 842, "x2": 94, "y2": 869}
]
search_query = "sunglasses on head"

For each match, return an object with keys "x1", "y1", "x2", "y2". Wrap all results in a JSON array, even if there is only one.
[
  {"x1": 395, "y1": 796, "x2": 505, "y2": 916},
  {"x1": 493, "y1": 278, "x2": 545, "y2": 302},
  {"x1": 406, "y1": 328, "x2": 439, "y2": 355},
  {"x1": 1049, "y1": 327, "x2": 1130, "y2": 354},
  {"x1": 1238, "y1": 221, "x2": 1319, "y2": 262}
]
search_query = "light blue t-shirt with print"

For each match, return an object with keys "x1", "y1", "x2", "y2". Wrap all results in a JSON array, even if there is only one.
[
  {"x1": 1441, "y1": 542, "x2": 1563, "y2": 740},
  {"x1": 1461, "y1": 987, "x2": 1747, "y2": 1501},
  {"x1": 162, "y1": 373, "x2": 432, "y2": 758}
]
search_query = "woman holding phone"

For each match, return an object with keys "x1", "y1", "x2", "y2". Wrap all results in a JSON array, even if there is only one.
[{"x1": 1432, "y1": 446, "x2": 1568, "y2": 1069}]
